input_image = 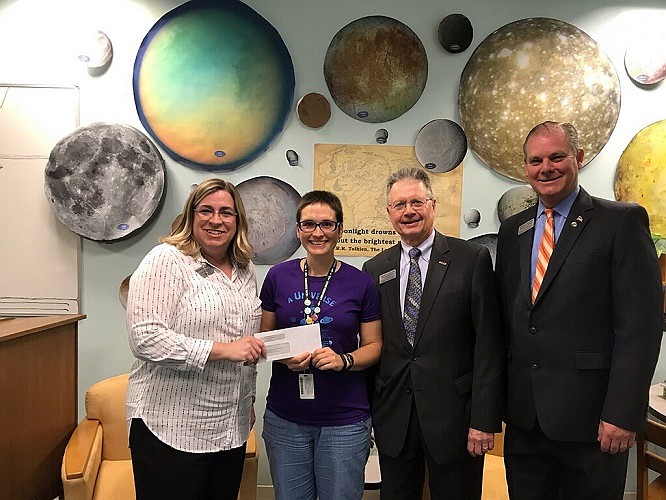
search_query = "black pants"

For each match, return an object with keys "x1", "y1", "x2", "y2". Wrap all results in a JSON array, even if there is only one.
[
  {"x1": 504, "y1": 421, "x2": 629, "y2": 500},
  {"x1": 129, "y1": 418, "x2": 246, "y2": 500},
  {"x1": 378, "y1": 401, "x2": 484, "y2": 500}
]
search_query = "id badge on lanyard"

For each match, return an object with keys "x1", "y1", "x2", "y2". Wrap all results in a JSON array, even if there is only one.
[{"x1": 299, "y1": 369, "x2": 315, "y2": 399}]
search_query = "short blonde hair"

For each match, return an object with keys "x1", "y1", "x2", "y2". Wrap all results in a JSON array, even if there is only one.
[{"x1": 161, "y1": 178, "x2": 253, "y2": 268}]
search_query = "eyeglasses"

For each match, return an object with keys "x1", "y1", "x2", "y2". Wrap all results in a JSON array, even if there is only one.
[
  {"x1": 388, "y1": 198, "x2": 432, "y2": 212},
  {"x1": 193, "y1": 208, "x2": 237, "y2": 220},
  {"x1": 297, "y1": 220, "x2": 340, "y2": 233}
]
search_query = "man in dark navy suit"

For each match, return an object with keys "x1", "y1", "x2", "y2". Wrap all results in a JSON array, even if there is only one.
[
  {"x1": 363, "y1": 167, "x2": 503, "y2": 499},
  {"x1": 496, "y1": 121, "x2": 663, "y2": 499}
]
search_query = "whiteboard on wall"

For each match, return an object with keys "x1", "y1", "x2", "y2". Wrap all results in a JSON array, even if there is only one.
[{"x1": 0, "y1": 84, "x2": 80, "y2": 316}]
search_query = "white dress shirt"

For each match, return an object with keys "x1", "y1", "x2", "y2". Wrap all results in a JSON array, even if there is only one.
[{"x1": 126, "y1": 243, "x2": 262, "y2": 452}]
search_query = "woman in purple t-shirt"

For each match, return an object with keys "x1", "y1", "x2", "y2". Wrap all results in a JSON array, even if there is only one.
[{"x1": 260, "y1": 190, "x2": 382, "y2": 500}]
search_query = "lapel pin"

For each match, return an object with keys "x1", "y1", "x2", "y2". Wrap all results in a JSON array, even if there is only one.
[
  {"x1": 439, "y1": 261, "x2": 447, "y2": 266},
  {"x1": 576, "y1": 215, "x2": 583, "y2": 222},
  {"x1": 571, "y1": 221, "x2": 578, "y2": 227}
]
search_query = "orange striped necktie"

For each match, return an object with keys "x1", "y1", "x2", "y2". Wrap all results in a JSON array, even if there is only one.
[{"x1": 532, "y1": 208, "x2": 555, "y2": 304}]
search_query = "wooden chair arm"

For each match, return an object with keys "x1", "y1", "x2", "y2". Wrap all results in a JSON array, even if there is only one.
[
  {"x1": 64, "y1": 418, "x2": 101, "y2": 479},
  {"x1": 245, "y1": 429, "x2": 257, "y2": 459}
]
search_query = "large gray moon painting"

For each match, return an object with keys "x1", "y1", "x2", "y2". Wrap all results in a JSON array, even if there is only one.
[
  {"x1": 236, "y1": 176, "x2": 301, "y2": 265},
  {"x1": 44, "y1": 123, "x2": 165, "y2": 241},
  {"x1": 324, "y1": 16, "x2": 428, "y2": 123},
  {"x1": 459, "y1": 18, "x2": 620, "y2": 181}
]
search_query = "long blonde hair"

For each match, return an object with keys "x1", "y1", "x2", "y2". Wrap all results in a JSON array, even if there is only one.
[{"x1": 161, "y1": 178, "x2": 253, "y2": 269}]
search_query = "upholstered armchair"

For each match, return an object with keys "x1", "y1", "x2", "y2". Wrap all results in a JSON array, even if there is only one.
[{"x1": 61, "y1": 373, "x2": 258, "y2": 500}]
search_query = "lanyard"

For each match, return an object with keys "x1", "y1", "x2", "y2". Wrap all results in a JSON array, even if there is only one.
[{"x1": 303, "y1": 259, "x2": 336, "y2": 324}]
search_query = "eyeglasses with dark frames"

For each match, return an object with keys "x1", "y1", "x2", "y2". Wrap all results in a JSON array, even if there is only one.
[{"x1": 297, "y1": 220, "x2": 340, "y2": 233}]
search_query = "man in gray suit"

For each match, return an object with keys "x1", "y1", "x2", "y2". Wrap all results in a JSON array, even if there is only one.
[
  {"x1": 363, "y1": 167, "x2": 504, "y2": 499},
  {"x1": 496, "y1": 121, "x2": 662, "y2": 499}
]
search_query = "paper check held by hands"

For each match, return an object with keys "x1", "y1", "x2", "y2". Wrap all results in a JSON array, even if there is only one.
[{"x1": 255, "y1": 323, "x2": 322, "y2": 362}]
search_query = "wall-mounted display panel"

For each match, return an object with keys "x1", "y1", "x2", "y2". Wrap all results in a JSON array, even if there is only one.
[{"x1": 0, "y1": 84, "x2": 79, "y2": 315}]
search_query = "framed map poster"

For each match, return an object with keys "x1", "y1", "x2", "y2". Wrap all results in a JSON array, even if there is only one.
[{"x1": 314, "y1": 143, "x2": 462, "y2": 257}]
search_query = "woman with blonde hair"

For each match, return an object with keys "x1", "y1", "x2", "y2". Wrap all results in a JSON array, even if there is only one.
[{"x1": 126, "y1": 178, "x2": 265, "y2": 500}]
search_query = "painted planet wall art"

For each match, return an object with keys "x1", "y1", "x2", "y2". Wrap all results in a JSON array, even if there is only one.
[
  {"x1": 625, "y1": 35, "x2": 666, "y2": 86},
  {"x1": 77, "y1": 30, "x2": 113, "y2": 70},
  {"x1": 324, "y1": 16, "x2": 428, "y2": 123},
  {"x1": 297, "y1": 92, "x2": 331, "y2": 128},
  {"x1": 497, "y1": 185, "x2": 537, "y2": 223},
  {"x1": 459, "y1": 18, "x2": 620, "y2": 182},
  {"x1": 469, "y1": 233, "x2": 498, "y2": 269},
  {"x1": 44, "y1": 122, "x2": 166, "y2": 241},
  {"x1": 119, "y1": 274, "x2": 131, "y2": 309},
  {"x1": 614, "y1": 120, "x2": 666, "y2": 236},
  {"x1": 134, "y1": 0, "x2": 295, "y2": 171},
  {"x1": 236, "y1": 176, "x2": 301, "y2": 265},
  {"x1": 414, "y1": 119, "x2": 467, "y2": 173}
]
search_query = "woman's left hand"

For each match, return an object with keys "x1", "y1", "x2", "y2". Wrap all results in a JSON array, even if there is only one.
[{"x1": 311, "y1": 347, "x2": 344, "y2": 371}]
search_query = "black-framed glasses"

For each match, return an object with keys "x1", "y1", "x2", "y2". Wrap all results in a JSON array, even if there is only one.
[
  {"x1": 297, "y1": 220, "x2": 340, "y2": 233},
  {"x1": 388, "y1": 198, "x2": 432, "y2": 212},
  {"x1": 193, "y1": 208, "x2": 237, "y2": 220}
]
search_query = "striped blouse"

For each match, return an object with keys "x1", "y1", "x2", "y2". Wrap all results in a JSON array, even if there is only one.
[{"x1": 126, "y1": 243, "x2": 262, "y2": 452}]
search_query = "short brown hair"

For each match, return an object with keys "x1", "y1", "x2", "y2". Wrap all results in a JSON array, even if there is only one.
[
  {"x1": 523, "y1": 121, "x2": 580, "y2": 161},
  {"x1": 296, "y1": 190, "x2": 344, "y2": 224}
]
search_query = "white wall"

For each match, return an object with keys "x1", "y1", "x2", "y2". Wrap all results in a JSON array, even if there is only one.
[{"x1": 1, "y1": 0, "x2": 665, "y2": 490}]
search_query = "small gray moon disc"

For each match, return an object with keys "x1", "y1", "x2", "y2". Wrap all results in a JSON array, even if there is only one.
[{"x1": 415, "y1": 119, "x2": 467, "y2": 172}]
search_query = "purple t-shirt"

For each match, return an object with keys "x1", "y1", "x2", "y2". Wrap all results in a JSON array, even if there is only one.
[{"x1": 260, "y1": 259, "x2": 381, "y2": 426}]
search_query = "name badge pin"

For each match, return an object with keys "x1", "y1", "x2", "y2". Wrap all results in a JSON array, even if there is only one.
[
  {"x1": 518, "y1": 219, "x2": 535, "y2": 235},
  {"x1": 379, "y1": 269, "x2": 397, "y2": 284}
]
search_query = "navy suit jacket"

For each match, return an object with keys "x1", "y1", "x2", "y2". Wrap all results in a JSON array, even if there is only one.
[
  {"x1": 496, "y1": 187, "x2": 662, "y2": 441},
  {"x1": 363, "y1": 231, "x2": 503, "y2": 463}
]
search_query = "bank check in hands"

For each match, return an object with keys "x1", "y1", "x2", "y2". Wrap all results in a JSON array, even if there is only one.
[
  {"x1": 230, "y1": 336, "x2": 266, "y2": 364},
  {"x1": 282, "y1": 351, "x2": 312, "y2": 371},
  {"x1": 284, "y1": 347, "x2": 343, "y2": 371}
]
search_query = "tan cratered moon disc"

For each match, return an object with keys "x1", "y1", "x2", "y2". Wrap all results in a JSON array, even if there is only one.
[
  {"x1": 615, "y1": 120, "x2": 666, "y2": 236},
  {"x1": 459, "y1": 18, "x2": 620, "y2": 181}
]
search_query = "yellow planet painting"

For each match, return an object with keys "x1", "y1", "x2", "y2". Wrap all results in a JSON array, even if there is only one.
[{"x1": 615, "y1": 120, "x2": 666, "y2": 236}]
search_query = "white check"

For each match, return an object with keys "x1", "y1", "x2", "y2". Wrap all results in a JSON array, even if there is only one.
[{"x1": 255, "y1": 323, "x2": 322, "y2": 362}]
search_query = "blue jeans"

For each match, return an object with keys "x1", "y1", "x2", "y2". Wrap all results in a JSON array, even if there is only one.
[{"x1": 262, "y1": 409, "x2": 372, "y2": 500}]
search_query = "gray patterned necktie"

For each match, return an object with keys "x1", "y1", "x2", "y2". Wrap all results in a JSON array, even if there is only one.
[{"x1": 403, "y1": 247, "x2": 422, "y2": 346}]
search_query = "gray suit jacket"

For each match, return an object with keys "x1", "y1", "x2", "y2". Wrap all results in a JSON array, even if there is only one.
[
  {"x1": 496, "y1": 188, "x2": 662, "y2": 441},
  {"x1": 363, "y1": 231, "x2": 503, "y2": 463}
]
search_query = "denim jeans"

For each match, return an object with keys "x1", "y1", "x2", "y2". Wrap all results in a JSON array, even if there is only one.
[{"x1": 262, "y1": 409, "x2": 372, "y2": 500}]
